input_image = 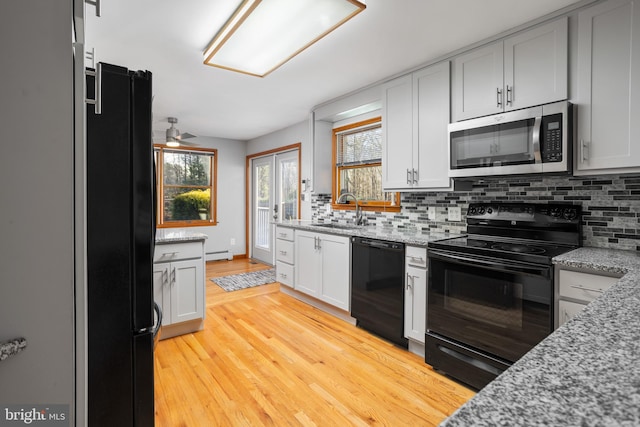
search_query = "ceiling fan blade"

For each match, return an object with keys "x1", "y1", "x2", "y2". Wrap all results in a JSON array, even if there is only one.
[{"x1": 177, "y1": 132, "x2": 197, "y2": 140}]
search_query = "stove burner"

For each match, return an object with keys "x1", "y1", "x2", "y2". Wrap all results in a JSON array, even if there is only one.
[
  {"x1": 466, "y1": 240, "x2": 490, "y2": 248},
  {"x1": 490, "y1": 243, "x2": 546, "y2": 255}
]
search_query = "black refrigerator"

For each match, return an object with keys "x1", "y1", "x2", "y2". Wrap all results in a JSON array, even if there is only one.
[{"x1": 86, "y1": 63, "x2": 157, "y2": 426}]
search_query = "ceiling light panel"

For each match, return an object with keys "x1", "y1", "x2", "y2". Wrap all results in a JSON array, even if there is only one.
[{"x1": 203, "y1": 0, "x2": 366, "y2": 77}]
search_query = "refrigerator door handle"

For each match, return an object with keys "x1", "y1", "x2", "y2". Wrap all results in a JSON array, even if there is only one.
[{"x1": 152, "y1": 302, "x2": 162, "y2": 340}]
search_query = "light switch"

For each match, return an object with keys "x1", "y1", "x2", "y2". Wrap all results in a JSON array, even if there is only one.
[{"x1": 448, "y1": 206, "x2": 462, "y2": 222}]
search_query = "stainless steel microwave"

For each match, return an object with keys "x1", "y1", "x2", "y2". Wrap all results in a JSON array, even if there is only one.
[{"x1": 448, "y1": 101, "x2": 572, "y2": 178}]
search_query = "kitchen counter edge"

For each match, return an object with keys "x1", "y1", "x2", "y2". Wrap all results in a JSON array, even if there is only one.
[{"x1": 155, "y1": 229, "x2": 208, "y2": 244}]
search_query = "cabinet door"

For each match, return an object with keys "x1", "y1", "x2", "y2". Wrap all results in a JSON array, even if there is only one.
[
  {"x1": 413, "y1": 62, "x2": 452, "y2": 190},
  {"x1": 153, "y1": 264, "x2": 171, "y2": 326},
  {"x1": 577, "y1": 0, "x2": 640, "y2": 173},
  {"x1": 170, "y1": 259, "x2": 204, "y2": 324},
  {"x1": 318, "y1": 234, "x2": 350, "y2": 311},
  {"x1": 382, "y1": 74, "x2": 414, "y2": 190},
  {"x1": 558, "y1": 299, "x2": 586, "y2": 327},
  {"x1": 451, "y1": 42, "x2": 504, "y2": 121},
  {"x1": 294, "y1": 231, "x2": 321, "y2": 298},
  {"x1": 404, "y1": 264, "x2": 427, "y2": 342},
  {"x1": 504, "y1": 18, "x2": 568, "y2": 111}
]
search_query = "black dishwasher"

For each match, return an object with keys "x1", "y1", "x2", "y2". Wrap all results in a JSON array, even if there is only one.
[{"x1": 351, "y1": 237, "x2": 407, "y2": 348}]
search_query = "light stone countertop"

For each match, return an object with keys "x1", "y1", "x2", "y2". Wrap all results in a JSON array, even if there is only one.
[
  {"x1": 155, "y1": 229, "x2": 208, "y2": 244},
  {"x1": 441, "y1": 247, "x2": 640, "y2": 426},
  {"x1": 276, "y1": 220, "x2": 458, "y2": 246}
]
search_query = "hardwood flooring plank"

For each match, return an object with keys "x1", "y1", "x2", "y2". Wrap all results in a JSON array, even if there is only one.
[{"x1": 155, "y1": 259, "x2": 474, "y2": 426}]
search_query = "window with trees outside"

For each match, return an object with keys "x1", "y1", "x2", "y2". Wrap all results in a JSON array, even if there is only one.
[
  {"x1": 332, "y1": 117, "x2": 400, "y2": 211},
  {"x1": 154, "y1": 146, "x2": 217, "y2": 227}
]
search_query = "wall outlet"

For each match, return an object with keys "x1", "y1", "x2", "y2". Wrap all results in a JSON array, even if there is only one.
[
  {"x1": 428, "y1": 207, "x2": 436, "y2": 220},
  {"x1": 230, "y1": 238, "x2": 236, "y2": 246},
  {"x1": 448, "y1": 206, "x2": 462, "y2": 222}
]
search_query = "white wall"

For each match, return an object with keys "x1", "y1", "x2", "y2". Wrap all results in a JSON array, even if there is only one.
[
  {"x1": 171, "y1": 136, "x2": 248, "y2": 257},
  {"x1": 0, "y1": 0, "x2": 75, "y2": 417},
  {"x1": 247, "y1": 120, "x2": 314, "y2": 219}
]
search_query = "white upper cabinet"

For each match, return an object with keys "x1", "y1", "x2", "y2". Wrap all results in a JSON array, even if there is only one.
[
  {"x1": 452, "y1": 17, "x2": 568, "y2": 122},
  {"x1": 382, "y1": 61, "x2": 451, "y2": 191},
  {"x1": 575, "y1": 0, "x2": 640, "y2": 174}
]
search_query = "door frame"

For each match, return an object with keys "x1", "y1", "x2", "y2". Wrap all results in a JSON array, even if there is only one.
[{"x1": 245, "y1": 143, "x2": 301, "y2": 260}]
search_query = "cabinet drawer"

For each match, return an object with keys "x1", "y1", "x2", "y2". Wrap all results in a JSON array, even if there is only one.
[
  {"x1": 276, "y1": 261, "x2": 294, "y2": 288},
  {"x1": 276, "y1": 227, "x2": 294, "y2": 242},
  {"x1": 154, "y1": 242, "x2": 203, "y2": 263},
  {"x1": 558, "y1": 269, "x2": 619, "y2": 303},
  {"x1": 276, "y1": 239, "x2": 294, "y2": 264},
  {"x1": 406, "y1": 246, "x2": 427, "y2": 268}
]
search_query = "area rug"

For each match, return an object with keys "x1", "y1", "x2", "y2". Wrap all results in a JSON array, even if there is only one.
[{"x1": 211, "y1": 268, "x2": 276, "y2": 292}]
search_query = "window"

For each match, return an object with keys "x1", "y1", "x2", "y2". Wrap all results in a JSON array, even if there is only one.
[
  {"x1": 154, "y1": 145, "x2": 217, "y2": 227},
  {"x1": 332, "y1": 117, "x2": 400, "y2": 211}
]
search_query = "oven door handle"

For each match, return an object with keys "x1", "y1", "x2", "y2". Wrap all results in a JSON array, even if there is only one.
[{"x1": 428, "y1": 250, "x2": 550, "y2": 278}]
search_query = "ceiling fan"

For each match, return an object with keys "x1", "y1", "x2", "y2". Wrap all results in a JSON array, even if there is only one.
[{"x1": 159, "y1": 117, "x2": 198, "y2": 147}]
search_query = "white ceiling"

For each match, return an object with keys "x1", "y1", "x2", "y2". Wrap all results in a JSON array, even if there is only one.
[{"x1": 85, "y1": 0, "x2": 582, "y2": 142}]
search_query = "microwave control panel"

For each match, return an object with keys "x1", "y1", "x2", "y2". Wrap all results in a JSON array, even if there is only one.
[{"x1": 541, "y1": 113, "x2": 563, "y2": 163}]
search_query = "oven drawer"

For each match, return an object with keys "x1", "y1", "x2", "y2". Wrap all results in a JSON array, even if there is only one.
[{"x1": 558, "y1": 270, "x2": 619, "y2": 303}]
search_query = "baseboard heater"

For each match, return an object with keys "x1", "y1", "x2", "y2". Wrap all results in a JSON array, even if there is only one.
[{"x1": 206, "y1": 250, "x2": 233, "y2": 262}]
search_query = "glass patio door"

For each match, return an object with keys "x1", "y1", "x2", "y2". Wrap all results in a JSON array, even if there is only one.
[{"x1": 251, "y1": 150, "x2": 298, "y2": 265}]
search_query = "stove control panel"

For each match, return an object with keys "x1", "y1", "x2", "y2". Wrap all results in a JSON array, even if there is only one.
[{"x1": 467, "y1": 203, "x2": 581, "y2": 224}]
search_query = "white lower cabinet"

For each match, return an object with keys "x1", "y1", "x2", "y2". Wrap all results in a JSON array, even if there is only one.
[
  {"x1": 275, "y1": 226, "x2": 295, "y2": 288},
  {"x1": 294, "y1": 230, "x2": 350, "y2": 311},
  {"x1": 153, "y1": 241, "x2": 205, "y2": 339},
  {"x1": 555, "y1": 267, "x2": 621, "y2": 328},
  {"x1": 404, "y1": 246, "x2": 428, "y2": 346}
]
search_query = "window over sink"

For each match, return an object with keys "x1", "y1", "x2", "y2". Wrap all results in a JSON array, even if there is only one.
[
  {"x1": 154, "y1": 145, "x2": 217, "y2": 227},
  {"x1": 332, "y1": 117, "x2": 400, "y2": 211}
]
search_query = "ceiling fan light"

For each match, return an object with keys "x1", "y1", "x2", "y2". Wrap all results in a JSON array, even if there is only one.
[
  {"x1": 203, "y1": 0, "x2": 366, "y2": 77},
  {"x1": 166, "y1": 140, "x2": 180, "y2": 148}
]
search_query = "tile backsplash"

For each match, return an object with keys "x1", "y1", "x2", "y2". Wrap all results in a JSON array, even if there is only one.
[{"x1": 311, "y1": 174, "x2": 640, "y2": 251}]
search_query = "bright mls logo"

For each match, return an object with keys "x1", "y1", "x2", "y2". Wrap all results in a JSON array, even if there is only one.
[{"x1": 1, "y1": 405, "x2": 68, "y2": 426}]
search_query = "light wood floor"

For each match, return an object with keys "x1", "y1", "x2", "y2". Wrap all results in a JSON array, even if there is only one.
[{"x1": 154, "y1": 259, "x2": 474, "y2": 426}]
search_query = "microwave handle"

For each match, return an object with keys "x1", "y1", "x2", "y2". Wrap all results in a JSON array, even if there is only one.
[{"x1": 532, "y1": 116, "x2": 542, "y2": 164}]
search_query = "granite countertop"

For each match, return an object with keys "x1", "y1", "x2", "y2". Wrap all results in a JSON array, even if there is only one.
[
  {"x1": 442, "y1": 247, "x2": 640, "y2": 426},
  {"x1": 155, "y1": 229, "x2": 208, "y2": 244},
  {"x1": 276, "y1": 220, "x2": 458, "y2": 246},
  {"x1": 0, "y1": 337, "x2": 27, "y2": 362}
]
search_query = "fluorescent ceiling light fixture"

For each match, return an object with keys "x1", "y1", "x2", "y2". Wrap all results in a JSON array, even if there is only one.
[{"x1": 203, "y1": 0, "x2": 366, "y2": 77}]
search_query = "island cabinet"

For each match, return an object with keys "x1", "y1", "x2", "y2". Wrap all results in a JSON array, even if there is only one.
[
  {"x1": 575, "y1": 0, "x2": 640, "y2": 175},
  {"x1": 382, "y1": 61, "x2": 451, "y2": 191},
  {"x1": 294, "y1": 230, "x2": 350, "y2": 311},
  {"x1": 275, "y1": 226, "x2": 295, "y2": 288},
  {"x1": 555, "y1": 266, "x2": 621, "y2": 328},
  {"x1": 153, "y1": 241, "x2": 205, "y2": 339},
  {"x1": 451, "y1": 17, "x2": 567, "y2": 122},
  {"x1": 404, "y1": 246, "x2": 428, "y2": 356}
]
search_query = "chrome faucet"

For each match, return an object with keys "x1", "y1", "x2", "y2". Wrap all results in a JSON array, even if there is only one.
[{"x1": 336, "y1": 192, "x2": 364, "y2": 225}]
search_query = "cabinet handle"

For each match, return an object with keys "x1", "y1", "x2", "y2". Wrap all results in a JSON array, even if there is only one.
[
  {"x1": 279, "y1": 250, "x2": 287, "y2": 255},
  {"x1": 580, "y1": 140, "x2": 589, "y2": 163},
  {"x1": 280, "y1": 273, "x2": 288, "y2": 279},
  {"x1": 317, "y1": 237, "x2": 322, "y2": 250},
  {"x1": 278, "y1": 233, "x2": 288, "y2": 238},
  {"x1": 496, "y1": 88, "x2": 503, "y2": 108},
  {"x1": 506, "y1": 85, "x2": 513, "y2": 106},
  {"x1": 408, "y1": 256, "x2": 425, "y2": 264},
  {"x1": 406, "y1": 168, "x2": 412, "y2": 185},
  {"x1": 85, "y1": 0, "x2": 101, "y2": 17},
  {"x1": 85, "y1": 61, "x2": 103, "y2": 115},
  {"x1": 162, "y1": 269, "x2": 168, "y2": 285},
  {"x1": 170, "y1": 267, "x2": 176, "y2": 285},
  {"x1": 413, "y1": 168, "x2": 418, "y2": 184},
  {"x1": 569, "y1": 284, "x2": 603, "y2": 293}
]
